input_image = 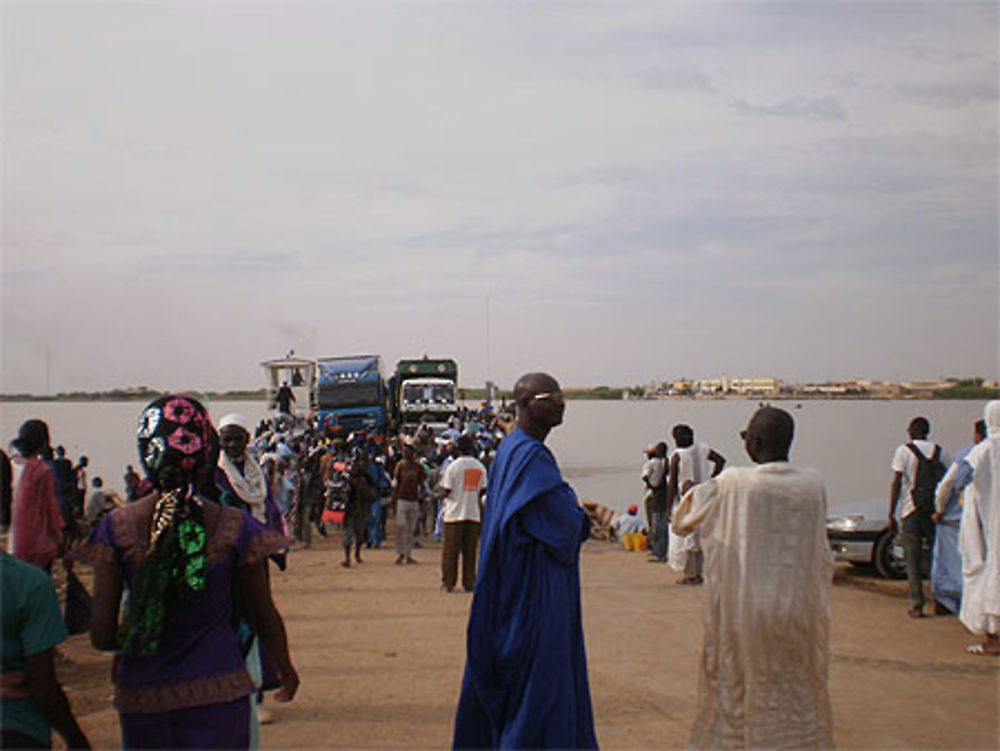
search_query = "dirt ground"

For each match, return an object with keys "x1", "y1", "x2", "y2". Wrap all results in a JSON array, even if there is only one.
[{"x1": 56, "y1": 533, "x2": 999, "y2": 750}]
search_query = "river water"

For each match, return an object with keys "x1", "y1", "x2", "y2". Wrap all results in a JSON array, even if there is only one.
[{"x1": 0, "y1": 399, "x2": 987, "y2": 514}]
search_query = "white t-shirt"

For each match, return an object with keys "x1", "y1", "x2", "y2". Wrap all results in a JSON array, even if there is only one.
[
  {"x1": 613, "y1": 513, "x2": 645, "y2": 535},
  {"x1": 640, "y1": 456, "x2": 666, "y2": 488},
  {"x1": 672, "y1": 443, "x2": 712, "y2": 493},
  {"x1": 439, "y1": 455, "x2": 487, "y2": 523},
  {"x1": 891, "y1": 439, "x2": 950, "y2": 519}
]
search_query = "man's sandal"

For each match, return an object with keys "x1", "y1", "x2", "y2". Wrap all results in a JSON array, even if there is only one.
[{"x1": 966, "y1": 644, "x2": 1000, "y2": 656}]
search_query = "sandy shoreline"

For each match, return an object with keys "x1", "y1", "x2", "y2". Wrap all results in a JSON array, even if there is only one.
[{"x1": 54, "y1": 531, "x2": 999, "y2": 749}]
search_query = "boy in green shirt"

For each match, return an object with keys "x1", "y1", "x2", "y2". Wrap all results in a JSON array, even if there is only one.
[{"x1": 1, "y1": 552, "x2": 89, "y2": 749}]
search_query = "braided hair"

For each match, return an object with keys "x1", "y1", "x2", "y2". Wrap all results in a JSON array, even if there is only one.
[{"x1": 120, "y1": 395, "x2": 219, "y2": 656}]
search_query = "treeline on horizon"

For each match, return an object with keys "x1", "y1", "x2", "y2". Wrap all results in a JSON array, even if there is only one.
[{"x1": 0, "y1": 380, "x2": 996, "y2": 403}]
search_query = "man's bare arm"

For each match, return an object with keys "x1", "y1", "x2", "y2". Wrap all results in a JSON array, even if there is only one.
[
  {"x1": 889, "y1": 471, "x2": 902, "y2": 530},
  {"x1": 24, "y1": 650, "x2": 91, "y2": 749},
  {"x1": 708, "y1": 449, "x2": 726, "y2": 477}
]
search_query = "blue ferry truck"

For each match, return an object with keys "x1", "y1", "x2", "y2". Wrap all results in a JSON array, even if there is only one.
[{"x1": 316, "y1": 355, "x2": 388, "y2": 435}]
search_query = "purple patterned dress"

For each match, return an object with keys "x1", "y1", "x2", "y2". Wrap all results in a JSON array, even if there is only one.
[{"x1": 81, "y1": 496, "x2": 289, "y2": 748}]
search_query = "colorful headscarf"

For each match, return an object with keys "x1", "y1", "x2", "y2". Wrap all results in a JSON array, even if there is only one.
[
  {"x1": 137, "y1": 395, "x2": 218, "y2": 489},
  {"x1": 121, "y1": 394, "x2": 218, "y2": 657}
]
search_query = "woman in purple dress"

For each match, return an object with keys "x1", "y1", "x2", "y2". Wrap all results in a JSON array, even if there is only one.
[{"x1": 80, "y1": 395, "x2": 299, "y2": 749}]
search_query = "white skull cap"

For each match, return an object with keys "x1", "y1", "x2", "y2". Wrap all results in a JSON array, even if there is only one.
[{"x1": 218, "y1": 413, "x2": 254, "y2": 435}]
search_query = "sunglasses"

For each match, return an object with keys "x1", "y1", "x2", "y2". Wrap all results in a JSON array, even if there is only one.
[
  {"x1": 532, "y1": 391, "x2": 565, "y2": 404},
  {"x1": 739, "y1": 429, "x2": 754, "y2": 441}
]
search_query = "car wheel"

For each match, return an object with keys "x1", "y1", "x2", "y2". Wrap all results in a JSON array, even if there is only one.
[{"x1": 874, "y1": 530, "x2": 906, "y2": 580}]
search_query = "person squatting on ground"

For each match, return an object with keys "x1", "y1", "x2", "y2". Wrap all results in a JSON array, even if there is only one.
[
  {"x1": 453, "y1": 372, "x2": 597, "y2": 750},
  {"x1": 934, "y1": 401, "x2": 1000, "y2": 656},
  {"x1": 673, "y1": 406, "x2": 834, "y2": 749},
  {"x1": 79, "y1": 395, "x2": 299, "y2": 749},
  {"x1": 437, "y1": 434, "x2": 487, "y2": 593},
  {"x1": 85, "y1": 476, "x2": 123, "y2": 525},
  {"x1": 889, "y1": 416, "x2": 949, "y2": 618},
  {"x1": 667, "y1": 424, "x2": 725, "y2": 585},
  {"x1": 612, "y1": 504, "x2": 646, "y2": 552}
]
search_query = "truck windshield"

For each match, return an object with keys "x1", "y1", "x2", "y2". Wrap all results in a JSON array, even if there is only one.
[
  {"x1": 318, "y1": 382, "x2": 381, "y2": 409},
  {"x1": 403, "y1": 383, "x2": 454, "y2": 405}
]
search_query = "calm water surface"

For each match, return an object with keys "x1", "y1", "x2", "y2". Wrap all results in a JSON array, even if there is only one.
[{"x1": 0, "y1": 399, "x2": 986, "y2": 514}]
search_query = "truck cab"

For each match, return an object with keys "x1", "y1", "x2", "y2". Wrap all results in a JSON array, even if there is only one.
[
  {"x1": 316, "y1": 355, "x2": 387, "y2": 435},
  {"x1": 391, "y1": 358, "x2": 459, "y2": 431}
]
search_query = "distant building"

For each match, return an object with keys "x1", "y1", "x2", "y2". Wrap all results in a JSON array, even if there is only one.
[
  {"x1": 728, "y1": 377, "x2": 782, "y2": 395},
  {"x1": 695, "y1": 377, "x2": 729, "y2": 394},
  {"x1": 900, "y1": 380, "x2": 954, "y2": 397}
]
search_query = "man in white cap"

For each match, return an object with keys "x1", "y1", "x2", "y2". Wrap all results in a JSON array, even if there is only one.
[
  {"x1": 216, "y1": 414, "x2": 282, "y2": 529},
  {"x1": 215, "y1": 413, "x2": 287, "y2": 729},
  {"x1": 934, "y1": 400, "x2": 1000, "y2": 655}
]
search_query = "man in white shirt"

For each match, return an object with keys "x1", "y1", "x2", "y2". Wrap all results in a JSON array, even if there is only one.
[
  {"x1": 438, "y1": 434, "x2": 487, "y2": 592},
  {"x1": 640, "y1": 443, "x2": 668, "y2": 561},
  {"x1": 667, "y1": 425, "x2": 726, "y2": 584},
  {"x1": 889, "y1": 416, "x2": 950, "y2": 618}
]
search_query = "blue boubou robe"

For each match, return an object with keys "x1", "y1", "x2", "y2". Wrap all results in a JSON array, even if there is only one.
[{"x1": 453, "y1": 428, "x2": 597, "y2": 750}]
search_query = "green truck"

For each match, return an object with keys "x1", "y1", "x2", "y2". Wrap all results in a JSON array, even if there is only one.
[{"x1": 389, "y1": 357, "x2": 459, "y2": 429}]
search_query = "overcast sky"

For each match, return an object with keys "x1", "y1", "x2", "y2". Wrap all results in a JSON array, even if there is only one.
[{"x1": 3, "y1": 1, "x2": 997, "y2": 394}]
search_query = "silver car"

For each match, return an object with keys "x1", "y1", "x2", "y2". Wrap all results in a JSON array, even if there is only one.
[{"x1": 826, "y1": 498, "x2": 906, "y2": 579}]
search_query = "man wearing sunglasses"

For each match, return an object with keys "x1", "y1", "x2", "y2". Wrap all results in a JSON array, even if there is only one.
[
  {"x1": 453, "y1": 372, "x2": 597, "y2": 750},
  {"x1": 673, "y1": 407, "x2": 834, "y2": 749}
]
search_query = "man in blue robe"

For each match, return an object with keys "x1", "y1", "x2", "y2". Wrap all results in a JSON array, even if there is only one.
[
  {"x1": 931, "y1": 419, "x2": 986, "y2": 614},
  {"x1": 453, "y1": 372, "x2": 598, "y2": 750}
]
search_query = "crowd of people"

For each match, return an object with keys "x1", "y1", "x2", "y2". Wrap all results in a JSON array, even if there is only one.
[
  {"x1": 1, "y1": 386, "x2": 998, "y2": 750},
  {"x1": 232, "y1": 405, "x2": 508, "y2": 573}
]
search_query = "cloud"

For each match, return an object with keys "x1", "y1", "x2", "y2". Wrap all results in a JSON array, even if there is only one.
[
  {"x1": 728, "y1": 96, "x2": 847, "y2": 122},
  {"x1": 136, "y1": 251, "x2": 297, "y2": 278},
  {"x1": 633, "y1": 66, "x2": 716, "y2": 93},
  {"x1": 1, "y1": 2, "x2": 997, "y2": 391},
  {"x1": 895, "y1": 78, "x2": 998, "y2": 109}
]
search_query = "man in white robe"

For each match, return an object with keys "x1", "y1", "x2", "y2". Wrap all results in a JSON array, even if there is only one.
[
  {"x1": 934, "y1": 400, "x2": 1000, "y2": 655},
  {"x1": 667, "y1": 424, "x2": 726, "y2": 583},
  {"x1": 673, "y1": 407, "x2": 834, "y2": 749}
]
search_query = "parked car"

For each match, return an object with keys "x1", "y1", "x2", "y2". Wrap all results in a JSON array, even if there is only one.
[{"x1": 826, "y1": 499, "x2": 906, "y2": 579}]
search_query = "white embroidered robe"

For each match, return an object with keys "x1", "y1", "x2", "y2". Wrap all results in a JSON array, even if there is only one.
[{"x1": 673, "y1": 463, "x2": 834, "y2": 749}]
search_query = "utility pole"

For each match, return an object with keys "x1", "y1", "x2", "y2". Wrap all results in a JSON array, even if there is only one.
[{"x1": 486, "y1": 293, "x2": 492, "y2": 378}]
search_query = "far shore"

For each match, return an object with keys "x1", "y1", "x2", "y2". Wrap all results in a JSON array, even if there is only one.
[{"x1": 1, "y1": 391, "x2": 995, "y2": 404}]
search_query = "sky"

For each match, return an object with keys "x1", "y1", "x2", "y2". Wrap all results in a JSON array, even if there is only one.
[{"x1": 2, "y1": 1, "x2": 998, "y2": 394}]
